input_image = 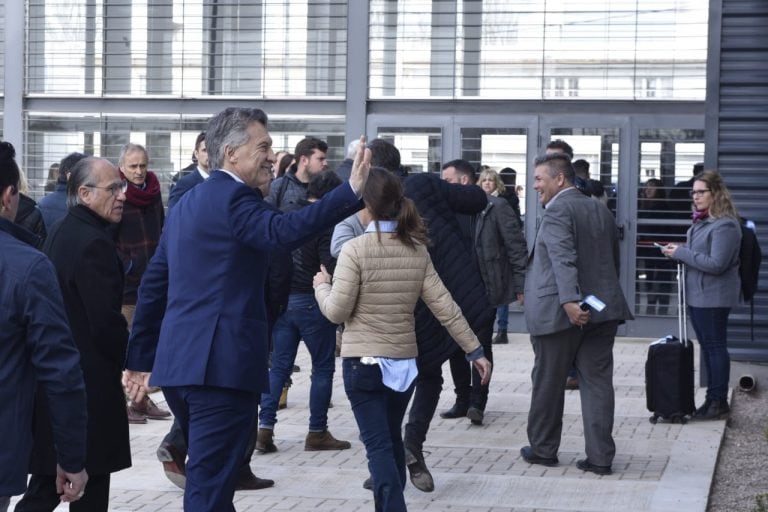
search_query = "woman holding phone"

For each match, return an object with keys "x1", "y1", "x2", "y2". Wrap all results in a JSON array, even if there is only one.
[{"x1": 660, "y1": 170, "x2": 741, "y2": 420}]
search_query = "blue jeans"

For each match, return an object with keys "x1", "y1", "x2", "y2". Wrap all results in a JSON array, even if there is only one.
[
  {"x1": 688, "y1": 306, "x2": 731, "y2": 401},
  {"x1": 343, "y1": 358, "x2": 415, "y2": 512},
  {"x1": 259, "y1": 293, "x2": 337, "y2": 431},
  {"x1": 496, "y1": 304, "x2": 509, "y2": 331}
]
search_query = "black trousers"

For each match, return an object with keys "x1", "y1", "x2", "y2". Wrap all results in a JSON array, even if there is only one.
[
  {"x1": 15, "y1": 473, "x2": 110, "y2": 512},
  {"x1": 446, "y1": 339, "x2": 494, "y2": 410}
]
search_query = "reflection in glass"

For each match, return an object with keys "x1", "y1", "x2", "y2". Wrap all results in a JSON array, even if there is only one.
[
  {"x1": 460, "y1": 128, "x2": 527, "y2": 217},
  {"x1": 24, "y1": 113, "x2": 344, "y2": 202},
  {"x1": 635, "y1": 128, "x2": 704, "y2": 317},
  {"x1": 375, "y1": 127, "x2": 443, "y2": 175},
  {"x1": 369, "y1": 0, "x2": 708, "y2": 100},
  {"x1": 26, "y1": 0, "x2": 347, "y2": 97}
]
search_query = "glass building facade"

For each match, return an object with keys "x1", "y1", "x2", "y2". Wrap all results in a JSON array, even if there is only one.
[{"x1": 1, "y1": 0, "x2": 713, "y2": 336}]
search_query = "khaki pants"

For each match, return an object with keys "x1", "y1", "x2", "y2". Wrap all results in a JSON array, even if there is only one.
[{"x1": 122, "y1": 304, "x2": 136, "y2": 332}]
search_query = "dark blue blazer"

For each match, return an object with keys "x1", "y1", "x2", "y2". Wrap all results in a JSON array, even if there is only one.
[
  {"x1": 167, "y1": 168, "x2": 205, "y2": 210},
  {"x1": 125, "y1": 171, "x2": 360, "y2": 393}
]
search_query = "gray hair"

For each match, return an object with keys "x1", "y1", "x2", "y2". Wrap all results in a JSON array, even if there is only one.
[
  {"x1": 66, "y1": 157, "x2": 98, "y2": 208},
  {"x1": 206, "y1": 107, "x2": 269, "y2": 170},
  {"x1": 118, "y1": 142, "x2": 148, "y2": 167},
  {"x1": 346, "y1": 139, "x2": 360, "y2": 159},
  {"x1": 533, "y1": 153, "x2": 575, "y2": 184}
]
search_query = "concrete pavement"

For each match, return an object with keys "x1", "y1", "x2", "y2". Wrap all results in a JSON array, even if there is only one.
[{"x1": 12, "y1": 335, "x2": 725, "y2": 511}]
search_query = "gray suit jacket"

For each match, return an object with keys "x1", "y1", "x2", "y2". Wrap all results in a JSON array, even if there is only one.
[{"x1": 524, "y1": 188, "x2": 633, "y2": 336}]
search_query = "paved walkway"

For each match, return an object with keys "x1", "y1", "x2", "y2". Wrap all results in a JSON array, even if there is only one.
[{"x1": 12, "y1": 335, "x2": 725, "y2": 511}]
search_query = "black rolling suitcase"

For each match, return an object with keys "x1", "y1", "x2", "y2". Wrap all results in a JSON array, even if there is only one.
[{"x1": 645, "y1": 263, "x2": 695, "y2": 424}]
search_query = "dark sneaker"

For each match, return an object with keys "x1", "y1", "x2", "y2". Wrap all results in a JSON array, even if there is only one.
[
  {"x1": 405, "y1": 447, "x2": 434, "y2": 492},
  {"x1": 362, "y1": 476, "x2": 373, "y2": 491},
  {"x1": 577, "y1": 458, "x2": 612, "y2": 475},
  {"x1": 519, "y1": 446, "x2": 558, "y2": 467}
]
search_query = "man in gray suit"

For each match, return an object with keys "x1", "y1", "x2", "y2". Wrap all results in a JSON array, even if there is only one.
[{"x1": 520, "y1": 153, "x2": 633, "y2": 475}]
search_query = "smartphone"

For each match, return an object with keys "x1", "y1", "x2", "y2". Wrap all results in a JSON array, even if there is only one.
[{"x1": 653, "y1": 242, "x2": 666, "y2": 250}]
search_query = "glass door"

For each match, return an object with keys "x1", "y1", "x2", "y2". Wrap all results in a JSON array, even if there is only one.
[{"x1": 635, "y1": 129, "x2": 705, "y2": 318}]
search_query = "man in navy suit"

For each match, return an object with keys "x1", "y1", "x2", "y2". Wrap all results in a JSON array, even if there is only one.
[
  {"x1": 167, "y1": 132, "x2": 208, "y2": 211},
  {"x1": 123, "y1": 107, "x2": 368, "y2": 511}
]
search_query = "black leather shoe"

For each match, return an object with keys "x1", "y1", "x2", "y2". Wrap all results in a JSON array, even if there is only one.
[
  {"x1": 692, "y1": 399, "x2": 712, "y2": 418},
  {"x1": 576, "y1": 458, "x2": 612, "y2": 475},
  {"x1": 493, "y1": 330, "x2": 508, "y2": 344},
  {"x1": 467, "y1": 406, "x2": 484, "y2": 426},
  {"x1": 519, "y1": 446, "x2": 558, "y2": 467},
  {"x1": 439, "y1": 402, "x2": 469, "y2": 419},
  {"x1": 362, "y1": 477, "x2": 373, "y2": 491},
  {"x1": 235, "y1": 472, "x2": 275, "y2": 491},
  {"x1": 691, "y1": 399, "x2": 730, "y2": 421},
  {"x1": 405, "y1": 447, "x2": 435, "y2": 492}
]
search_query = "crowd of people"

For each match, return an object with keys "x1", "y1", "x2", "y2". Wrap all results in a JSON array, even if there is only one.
[{"x1": 0, "y1": 107, "x2": 745, "y2": 512}]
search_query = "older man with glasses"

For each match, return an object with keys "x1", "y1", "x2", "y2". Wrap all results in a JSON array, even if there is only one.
[{"x1": 16, "y1": 157, "x2": 133, "y2": 512}]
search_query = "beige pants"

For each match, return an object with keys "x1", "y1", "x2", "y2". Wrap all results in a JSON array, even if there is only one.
[{"x1": 122, "y1": 304, "x2": 135, "y2": 332}]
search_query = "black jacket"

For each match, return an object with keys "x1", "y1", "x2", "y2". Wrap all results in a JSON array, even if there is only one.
[
  {"x1": 33, "y1": 205, "x2": 132, "y2": 475},
  {"x1": 15, "y1": 193, "x2": 47, "y2": 249},
  {"x1": 403, "y1": 173, "x2": 494, "y2": 371}
]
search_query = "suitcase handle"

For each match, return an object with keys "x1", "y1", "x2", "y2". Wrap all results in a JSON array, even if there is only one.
[{"x1": 677, "y1": 263, "x2": 689, "y2": 346}]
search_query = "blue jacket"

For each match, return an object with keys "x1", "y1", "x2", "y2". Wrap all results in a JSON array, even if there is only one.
[
  {"x1": 125, "y1": 171, "x2": 360, "y2": 393},
  {"x1": 0, "y1": 218, "x2": 86, "y2": 495},
  {"x1": 167, "y1": 168, "x2": 205, "y2": 210},
  {"x1": 38, "y1": 182, "x2": 68, "y2": 231}
]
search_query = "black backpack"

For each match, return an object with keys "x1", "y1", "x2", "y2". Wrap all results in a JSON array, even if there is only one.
[{"x1": 739, "y1": 218, "x2": 762, "y2": 303}]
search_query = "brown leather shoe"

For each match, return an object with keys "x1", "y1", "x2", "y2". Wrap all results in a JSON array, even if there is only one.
[
  {"x1": 235, "y1": 472, "x2": 275, "y2": 491},
  {"x1": 256, "y1": 428, "x2": 277, "y2": 453},
  {"x1": 157, "y1": 443, "x2": 186, "y2": 489},
  {"x1": 278, "y1": 385, "x2": 289, "y2": 410},
  {"x1": 565, "y1": 377, "x2": 580, "y2": 390},
  {"x1": 304, "y1": 430, "x2": 351, "y2": 451},
  {"x1": 130, "y1": 396, "x2": 172, "y2": 420},
  {"x1": 127, "y1": 404, "x2": 147, "y2": 424}
]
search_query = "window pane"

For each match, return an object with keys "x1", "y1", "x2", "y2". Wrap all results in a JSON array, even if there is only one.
[
  {"x1": 26, "y1": 0, "x2": 347, "y2": 97},
  {"x1": 460, "y1": 128, "x2": 527, "y2": 216},
  {"x1": 375, "y1": 127, "x2": 442, "y2": 174},
  {"x1": 24, "y1": 113, "x2": 345, "y2": 202},
  {"x1": 369, "y1": 0, "x2": 707, "y2": 100},
  {"x1": 635, "y1": 129, "x2": 704, "y2": 317}
]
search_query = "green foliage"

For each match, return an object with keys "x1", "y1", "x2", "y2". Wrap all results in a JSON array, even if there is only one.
[{"x1": 753, "y1": 493, "x2": 768, "y2": 512}]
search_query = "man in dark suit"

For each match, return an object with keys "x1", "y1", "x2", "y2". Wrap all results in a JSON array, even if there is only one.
[
  {"x1": 520, "y1": 153, "x2": 633, "y2": 476},
  {"x1": 167, "y1": 132, "x2": 208, "y2": 210},
  {"x1": 16, "y1": 157, "x2": 133, "y2": 511},
  {"x1": 1, "y1": 142, "x2": 88, "y2": 510},
  {"x1": 123, "y1": 107, "x2": 367, "y2": 512}
]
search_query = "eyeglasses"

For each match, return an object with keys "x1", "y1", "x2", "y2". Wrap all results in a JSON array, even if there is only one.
[
  {"x1": 689, "y1": 189, "x2": 710, "y2": 197},
  {"x1": 85, "y1": 179, "x2": 128, "y2": 197}
]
